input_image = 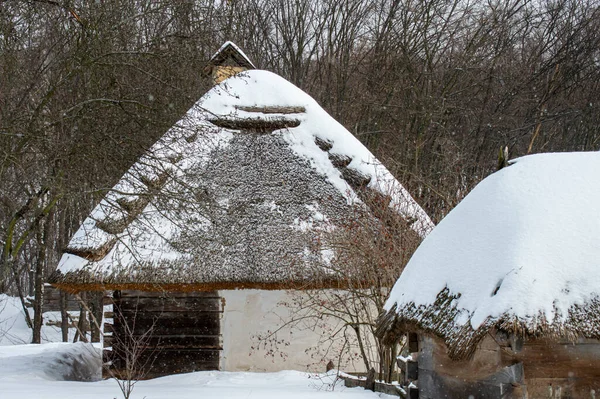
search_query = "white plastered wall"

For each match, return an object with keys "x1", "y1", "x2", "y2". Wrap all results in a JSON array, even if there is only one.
[{"x1": 219, "y1": 289, "x2": 371, "y2": 372}]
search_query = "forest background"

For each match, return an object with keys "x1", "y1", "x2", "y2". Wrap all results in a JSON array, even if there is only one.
[{"x1": 1, "y1": 0, "x2": 599, "y2": 343}]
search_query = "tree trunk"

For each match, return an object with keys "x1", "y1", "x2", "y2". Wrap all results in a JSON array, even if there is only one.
[
  {"x1": 60, "y1": 290, "x2": 69, "y2": 342},
  {"x1": 74, "y1": 291, "x2": 88, "y2": 343},
  {"x1": 32, "y1": 218, "x2": 49, "y2": 344},
  {"x1": 89, "y1": 291, "x2": 103, "y2": 342},
  {"x1": 28, "y1": 268, "x2": 34, "y2": 297},
  {"x1": 353, "y1": 324, "x2": 371, "y2": 371},
  {"x1": 10, "y1": 258, "x2": 33, "y2": 330},
  {"x1": 365, "y1": 367, "x2": 376, "y2": 391}
]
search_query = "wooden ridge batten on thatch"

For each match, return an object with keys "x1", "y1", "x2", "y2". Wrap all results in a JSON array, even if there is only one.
[{"x1": 207, "y1": 116, "x2": 301, "y2": 132}]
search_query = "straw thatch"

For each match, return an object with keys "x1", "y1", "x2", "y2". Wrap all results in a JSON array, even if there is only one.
[
  {"x1": 377, "y1": 288, "x2": 600, "y2": 360},
  {"x1": 50, "y1": 70, "x2": 433, "y2": 292}
]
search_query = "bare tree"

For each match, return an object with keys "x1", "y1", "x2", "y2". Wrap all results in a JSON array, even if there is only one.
[
  {"x1": 253, "y1": 192, "x2": 421, "y2": 382},
  {"x1": 105, "y1": 309, "x2": 158, "y2": 399}
]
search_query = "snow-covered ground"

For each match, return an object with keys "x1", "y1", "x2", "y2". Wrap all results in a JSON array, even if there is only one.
[
  {"x1": 0, "y1": 343, "x2": 390, "y2": 399},
  {"x1": 0, "y1": 295, "x2": 79, "y2": 345},
  {"x1": 0, "y1": 295, "x2": 392, "y2": 399}
]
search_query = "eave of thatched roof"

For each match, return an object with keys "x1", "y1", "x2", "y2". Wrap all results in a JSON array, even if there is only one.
[
  {"x1": 377, "y1": 289, "x2": 600, "y2": 360},
  {"x1": 50, "y1": 70, "x2": 434, "y2": 290},
  {"x1": 51, "y1": 278, "x2": 377, "y2": 295}
]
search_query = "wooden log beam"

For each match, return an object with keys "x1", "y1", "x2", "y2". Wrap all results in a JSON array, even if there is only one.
[
  {"x1": 115, "y1": 290, "x2": 219, "y2": 299},
  {"x1": 235, "y1": 105, "x2": 306, "y2": 114},
  {"x1": 116, "y1": 297, "x2": 222, "y2": 312},
  {"x1": 208, "y1": 117, "x2": 300, "y2": 132},
  {"x1": 104, "y1": 334, "x2": 222, "y2": 350}
]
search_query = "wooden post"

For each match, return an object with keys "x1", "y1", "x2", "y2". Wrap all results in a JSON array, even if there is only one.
[
  {"x1": 408, "y1": 333, "x2": 419, "y2": 353},
  {"x1": 326, "y1": 360, "x2": 334, "y2": 372},
  {"x1": 365, "y1": 367, "x2": 376, "y2": 391},
  {"x1": 387, "y1": 343, "x2": 397, "y2": 383},
  {"x1": 408, "y1": 384, "x2": 419, "y2": 399}
]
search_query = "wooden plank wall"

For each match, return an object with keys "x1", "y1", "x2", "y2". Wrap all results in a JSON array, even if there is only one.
[
  {"x1": 517, "y1": 339, "x2": 600, "y2": 398},
  {"x1": 418, "y1": 335, "x2": 525, "y2": 399},
  {"x1": 42, "y1": 284, "x2": 80, "y2": 312},
  {"x1": 418, "y1": 334, "x2": 600, "y2": 398},
  {"x1": 103, "y1": 290, "x2": 223, "y2": 379}
]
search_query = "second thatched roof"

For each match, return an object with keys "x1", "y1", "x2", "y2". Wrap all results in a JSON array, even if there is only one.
[{"x1": 377, "y1": 152, "x2": 600, "y2": 359}]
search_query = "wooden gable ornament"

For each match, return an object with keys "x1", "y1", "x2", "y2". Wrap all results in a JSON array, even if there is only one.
[{"x1": 204, "y1": 41, "x2": 255, "y2": 85}]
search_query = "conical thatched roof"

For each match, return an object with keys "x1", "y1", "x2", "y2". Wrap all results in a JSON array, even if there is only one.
[
  {"x1": 377, "y1": 152, "x2": 600, "y2": 360},
  {"x1": 50, "y1": 69, "x2": 433, "y2": 292}
]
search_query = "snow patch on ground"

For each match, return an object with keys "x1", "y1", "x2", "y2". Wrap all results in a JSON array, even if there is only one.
[
  {"x1": 1, "y1": 295, "x2": 393, "y2": 398},
  {"x1": 0, "y1": 342, "x2": 101, "y2": 382},
  {"x1": 0, "y1": 295, "x2": 79, "y2": 345},
  {"x1": 0, "y1": 342, "x2": 394, "y2": 399}
]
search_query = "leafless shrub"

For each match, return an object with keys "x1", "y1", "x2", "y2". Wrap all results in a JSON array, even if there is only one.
[
  {"x1": 253, "y1": 191, "x2": 421, "y2": 382},
  {"x1": 104, "y1": 297, "x2": 160, "y2": 399}
]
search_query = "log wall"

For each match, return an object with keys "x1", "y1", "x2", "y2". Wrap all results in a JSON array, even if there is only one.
[
  {"x1": 42, "y1": 284, "x2": 80, "y2": 312},
  {"x1": 103, "y1": 290, "x2": 222, "y2": 379},
  {"x1": 516, "y1": 338, "x2": 600, "y2": 398},
  {"x1": 418, "y1": 335, "x2": 525, "y2": 399},
  {"x1": 418, "y1": 334, "x2": 600, "y2": 399}
]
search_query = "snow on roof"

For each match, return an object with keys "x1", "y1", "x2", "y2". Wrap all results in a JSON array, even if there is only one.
[
  {"x1": 378, "y1": 151, "x2": 600, "y2": 358},
  {"x1": 50, "y1": 70, "x2": 433, "y2": 290},
  {"x1": 202, "y1": 71, "x2": 432, "y2": 231},
  {"x1": 209, "y1": 41, "x2": 256, "y2": 69}
]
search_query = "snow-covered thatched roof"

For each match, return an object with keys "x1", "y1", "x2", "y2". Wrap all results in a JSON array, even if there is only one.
[
  {"x1": 50, "y1": 69, "x2": 433, "y2": 292},
  {"x1": 377, "y1": 152, "x2": 600, "y2": 359}
]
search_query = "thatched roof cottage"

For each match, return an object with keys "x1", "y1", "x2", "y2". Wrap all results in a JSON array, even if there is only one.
[
  {"x1": 377, "y1": 152, "x2": 600, "y2": 398},
  {"x1": 50, "y1": 43, "x2": 433, "y2": 378}
]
